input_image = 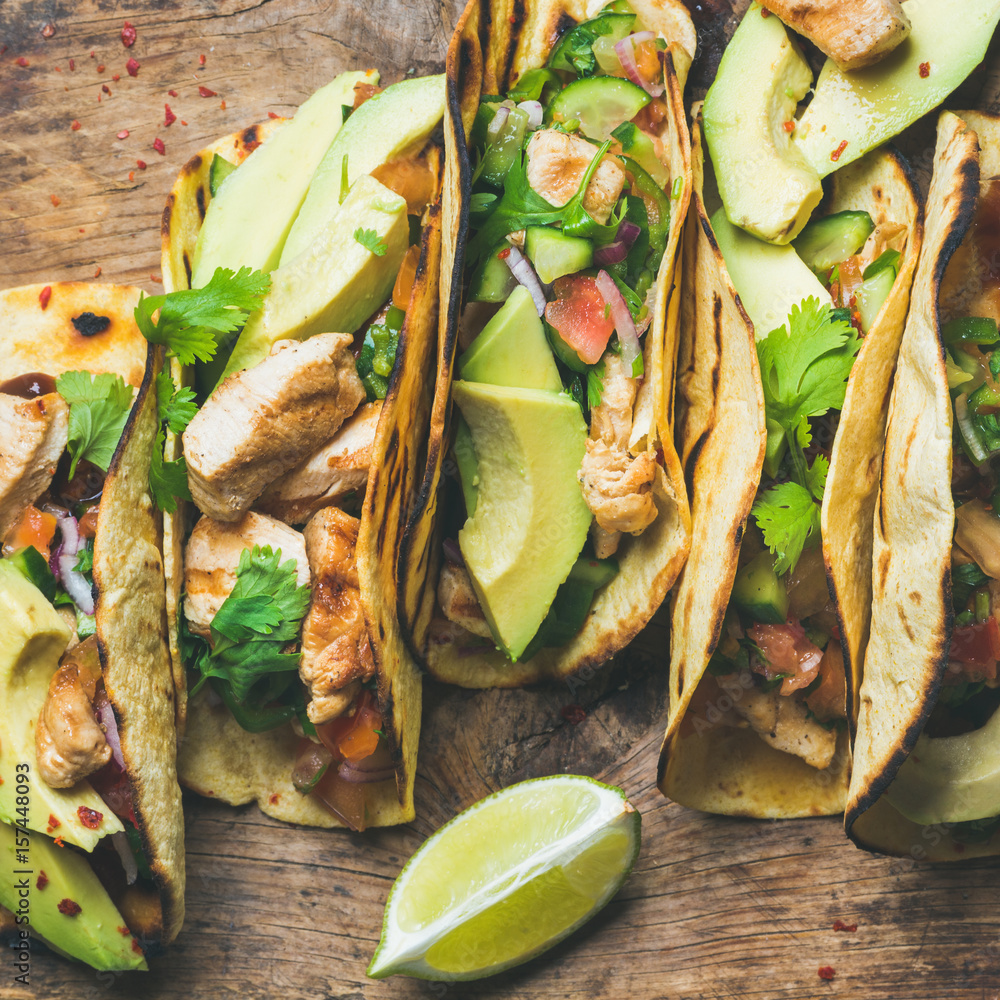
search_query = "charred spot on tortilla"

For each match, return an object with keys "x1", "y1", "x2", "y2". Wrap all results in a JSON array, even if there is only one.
[
  {"x1": 183, "y1": 251, "x2": 193, "y2": 289},
  {"x1": 196, "y1": 186, "x2": 206, "y2": 221},
  {"x1": 181, "y1": 153, "x2": 203, "y2": 178},
  {"x1": 161, "y1": 195, "x2": 174, "y2": 239},
  {"x1": 72, "y1": 312, "x2": 111, "y2": 337},
  {"x1": 240, "y1": 124, "x2": 261, "y2": 153}
]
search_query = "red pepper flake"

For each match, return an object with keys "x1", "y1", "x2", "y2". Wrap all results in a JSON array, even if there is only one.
[
  {"x1": 269, "y1": 793, "x2": 280, "y2": 804},
  {"x1": 46, "y1": 812, "x2": 59, "y2": 829},
  {"x1": 97, "y1": 94, "x2": 102, "y2": 103},
  {"x1": 818, "y1": 967, "x2": 835, "y2": 981},
  {"x1": 16, "y1": 56, "x2": 29, "y2": 67},
  {"x1": 39, "y1": 286, "x2": 52, "y2": 310},
  {"x1": 69, "y1": 58, "x2": 75, "y2": 70},
  {"x1": 198, "y1": 85, "x2": 217, "y2": 97},
  {"x1": 117, "y1": 926, "x2": 131, "y2": 936},
  {"x1": 832, "y1": 920, "x2": 857, "y2": 932},
  {"x1": 168, "y1": 89, "x2": 178, "y2": 97},
  {"x1": 41, "y1": 23, "x2": 56, "y2": 38},
  {"x1": 93, "y1": 265, "x2": 102, "y2": 277},
  {"x1": 132, "y1": 939, "x2": 144, "y2": 954},
  {"x1": 782, "y1": 120, "x2": 795, "y2": 133},
  {"x1": 136, "y1": 159, "x2": 147, "y2": 169},
  {"x1": 498, "y1": 248, "x2": 511, "y2": 260},
  {"x1": 53, "y1": 837, "x2": 65, "y2": 847},
  {"x1": 49, "y1": 194, "x2": 60, "y2": 207},
  {"x1": 919, "y1": 61, "x2": 930, "y2": 78},
  {"x1": 77, "y1": 806, "x2": 103, "y2": 829},
  {"x1": 126, "y1": 57, "x2": 140, "y2": 77},
  {"x1": 267, "y1": 111, "x2": 280, "y2": 119},
  {"x1": 561, "y1": 704, "x2": 587, "y2": 725},
  {"x1": 97, "y1": 63, "x2": 105, "y2": 73},
  {"x1": 150, "y1": 274, "x2": 162, "y2": 283},
  {"x1": 121, "y1": 21, "x2": 137, "y2": 48},
  {"x1": 128, "y1": 170, "x2": 135, "y2": 181},
  {"x1": 153, "y1": 136, "x2": 165, "y2": 155},
  {"x1": 36, "y1": 871, "x2": 49, "y2": 890},
  {"x1": 102, "y1": 84, "x2": 111, "y2": 95},
  {"x1": 830, "y1": 140, "x2": 848, "y2": 162},
  {"x1": 70, "y1": 119, "x2": 81, "y2": 130},
  {"x1": 761, "y1": 6, "x2": 770, "y2": 14},
  {"x1": 180, "y1": 120, "x2": 188, "y2": 126},
  {"x1": 164, "y1": 103, "x2": 176, "y2": 126},
  {"x1": 55, "y1": 65, "x2": 62, "y2": 72},
  {"x1": 220, "y1": 99, "x2": 226, "y2": 110},
  {"x1": 509, "y1": 13, "x2": 517, "y2": 21},
  {"x1": 79, "y1": 228, "x2": 85, "y2": 233},
  {"x1": 58, "y1": 899, "x2": 82, "y2": 917},
  {"x1": 199, "y1": 53, "x2": 206, "y2": 66},
  {"x1": 90, "y1": 50, "x2": 95, "y2": 58}
]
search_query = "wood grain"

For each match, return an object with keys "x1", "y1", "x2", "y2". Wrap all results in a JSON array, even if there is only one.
[{"x1": 2, "y1": 2, "x2": 999, "y2": 998}]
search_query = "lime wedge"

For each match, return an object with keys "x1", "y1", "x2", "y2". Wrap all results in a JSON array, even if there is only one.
[{"x1": 367, "y1": 774, "x2": 641, "y2": 981}]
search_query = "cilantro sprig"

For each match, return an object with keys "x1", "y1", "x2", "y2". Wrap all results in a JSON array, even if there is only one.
[
  {"x1": 354, "y1": 227, "x2": 388, "y2": 256},
  {"x1": 751, "y1": 298, "x2": 860, "y2": 575},
  {"x1": 134, "y1": 266, "x2": 270, "y2": 366},
  {"x1": 149, "y1": 372, "x2": 194, "y2": 513},
  {"x1": 188, "y1": 545, "x2": 311, "y2": 704},
  {"x1": 56, "y1": 371, "x2": 135, "y2": 478}
]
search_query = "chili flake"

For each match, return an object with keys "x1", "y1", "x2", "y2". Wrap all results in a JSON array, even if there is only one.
[
  {"x1": 93, "y1": 266, "x2": 102, "y2": 277},
  {"x1": 153, "y1": 137, "x2": 165, "y2": 155},
  {"x1": 77, "y1": 806, "x2": 103, "y2": 829},
  {"x1": 782, "y1": 120, "x2": 795, "y2": 133},
  {"x1": 220, "y1": 99, "x2": 226, "y2": 110},
  {"x1": 90, "y1": 50, "x2": 95, "y2": 58},
  {"x1": 830, "y1": 140, "x2": 848, "y2": 162},
  {"x1": 39, "y1": 287, "x2": 52, "y2": 310},
  {"x1": 919, "y1": 61, "x2": 930, "y2": 78},
  {"x1": 761, "y1": 6, "x2": 770, "y2": 14},
  {"x1": 16, "y1": 56, "x2": 29, "y2": 67},
  {"x1": 103, "y1": 84, "x2": 111, "y2": 94},
  {"x1": 69, "y1": 58, "x2": 75, "y2": 70},
  {"x1": 41, "y1": 23, "x2": 56, "y2": 38},
  {"x1": 121, "y1": 21, "x2": 137, "y2": 47},
  {"x1": 498, "y1": 248, "x2": 511, "y2": 260},
  {"x1": 53, "y1": 837, "x2": 65, "y2": 847},
  {"x1": 50, "y1": 194, "x2": 60, "y2": 207},
  {"x1": 268, "y1": 111, "x2": 279, "y2": 119},
  {"x1": 136, "y1": 159, "x2": 147, "y2": 169},
  {"x1": 198, "y1": 85, "x2": 217, "y2": 97},
  {"x1": 126, "y1": 57, "x2": 140, "y2": 77},
  {"x1": 128, "y1": 171, "x2": 134, "y2": 181},
  {"x1": 269, "y1": 793, "x2": 280, "y2": 805},
  {"x1": 71, "y1": 119, "x2": 81, "y2": 130},
  {"x1": 164, "y1": 103, "x2": 176, "y2": 126},
  {"x1": 199, "y1": 53, "x2": 206, "y2": 66},
  {"x1": 117, "y1": 926, "x2": 131, "y2": 936},
  {"x1": 36, "y1": 872, "x2": 49, "y2": 890},
  {"x1": 150, "y1": 274, "x2": 162, "y2": 283},
  {"x1": 118, "y1": 130, "x2": 129, "y2": 140},
  {"x1": 561, "y1": 704, "x2": 587, "y2": 725},
  {"x1": 46, "y1": 813, "x2": 59, "y2": 830},
  {"x1": 832, "y1": 920, "x2": 857, "y2": 932},
  {"x1": 818, "y1": 966, "x2": 835, "y2": 981},
  {"x1": 58, "y1": 899, "x2": 82, "y2": 917},
  {"x1": 113, "y1": 73, "x2": 120, "y2": 81},
  {"x1": 132, "y1": 939, "x2": 144, "y2": 954},
  {"x1": 168, "y1": 89, "x2": 178, "y2": 97},
  {"x1": 97, "y1": 63, "x2": 105, "y2": 72}
]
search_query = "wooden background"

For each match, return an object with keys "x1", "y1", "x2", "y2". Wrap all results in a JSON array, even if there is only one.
[{"x1": 2, "y1": 1, "x2": 999, "y2": 997}]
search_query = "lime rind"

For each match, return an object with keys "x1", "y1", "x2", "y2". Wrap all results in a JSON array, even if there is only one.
[{"x1": 367, "y1": 774, "x2": 641, "y2": 981}]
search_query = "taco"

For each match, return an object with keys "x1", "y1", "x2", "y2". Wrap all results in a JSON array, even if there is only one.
[
  {"x1": 398, "y1": 0, "x2": 696, "y2": 688},
  {"x1": 0, "y1": 283, "x2": 183, "y2": 969},
  {"x1": 847, "y1": 110, "x2": 1000, "y2": 860},
  {"x1": 157, "y1": 70, "x2": 444, "y2": 831},
  {"x1": 658, "y1": 98, "x2": 921, "y2": 817}
]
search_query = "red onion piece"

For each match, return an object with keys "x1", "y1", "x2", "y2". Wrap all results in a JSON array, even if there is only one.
[
  {"x1": 596, "y1": 270, "x2": 641, "y2": 373},
  {"x1": 442, "y1": 537, "x2": 464, "y2": 566},
  {"x1": 337, "y1": 760, "x2": 396, "y2": 784},
  {"x1": 502, "y1": 244, "x2": 548, "y2": 316},
  {"x1": 48, "y1": 537, "x2": 64, "y2": 579},
  {"x1": 517, "y1": 100, "x2": 543, "y2": 129},
  {"x1": 637, "y1": 280, "x2": 658, "y2": 335},
  {"x1": 487, "y1": 105, "x2": 510, "y2": 142},
  {"x1": 111, "y1": 831, "x2": 138, "y2": 885},
  {"x1": 618, "y1": 219, "x2": 641, "y2": 248},
  {"x1": 95, "y1": 692, "x2": 125, "y2": 770},
  {"x1": 594, "y1": 241, "x2": 628, "y2": 266},
  {"x1": 615, "y1": 32, "x2": 664, "y2": 98}
]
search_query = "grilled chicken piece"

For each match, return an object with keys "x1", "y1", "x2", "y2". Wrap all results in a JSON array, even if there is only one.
[
  {"x1": 760, "y1": 0, "x2": 910, "y2": 71},
  {"x1": 183, "y1": 511, "x2": 310, "y2": 638},
  {"x1": 526, "y1": 129, "x2": 625, "y2": 224},
  {"x1": 0, "y1": 392, "x2": 68, "y2": 540},
  {"x1": 257, "y1": 401, "x2": 382, "y2": 526},
  {"x1": 731, "y1": 685, "x2": 838, "y2": 769},
  {"x1": 300, "y1": 507, "x2": 374, "y2": 725},
  {"x1": 36, "y1": 638, "x2": 110, "y2": 789},
  {"x1": 437, "y1": 559, "x2": 492, "y2": 639},
  {"x1": 578, "y1": 354, "x2": 657, "y2": 557},
  {"x1": 183, "y1": 334, "x2": 365, "y2": 521}
]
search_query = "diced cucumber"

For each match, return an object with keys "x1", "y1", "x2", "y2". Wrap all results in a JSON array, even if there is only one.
[
  {"x1": 762, "y1": 417, "x2": 787, "y2": 480},
  {"x1": 508, "y1": 68, "x2": 562, "y2": 104},
  {"x1": 792, "y1": 210, "x2": 874, "y2": 274},
  {"x1": 7, "y1": 546, "x2": 57, "y2": 603},
  {"x1": 862, "y1": 249, "x2": 901, "y2": 279},
  {"x1": 942, "y1": 316, "x2": 1000, "y2": 346},
  {"x1": 610, "y1": 121, "x2": 671, "y2": 188},
  {"x1": 970, "y1": 380, "x2": 1000, "y2": 413},
  {"x1": 731, "y1": 550, "x2": 788, "y2": 625},
  {"x1": 467, "y1": 244, "x2": 517, "y2": 302},
  {"x1": 524, "y1": 227, "x2": 593, "y2": 283},
  {"x1": 454, "y1": 416, "x2": 479, "y2": 516},
  {"x1": 209, "y1": 153, "x2": 237, "y2": 197},
  {"x1": 855, "y1": 265, "x2": 896, "y2": 333},
  {"x1": 480, "y1": 107, "x2": 530, "y2": 189},
  {"x1": 545, "y1": 76, "x2": 650, "y2": 141},
  {"x1": 545, "y1": 320, "x2": 589, "y2": 373},
  {"x1": 547, "y1": 13, "x2": 636, "y2": 77}
]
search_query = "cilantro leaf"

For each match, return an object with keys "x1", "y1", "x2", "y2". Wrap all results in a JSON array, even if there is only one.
[
  {"x1": 134, "y1": 266, "x2": 270, "y2": 366},
  {"x1": 154, "y1": 371, "x2": 197, "y2": 434},
  {"x1": 752, "y1": 480, "x2": 820, "y2": 576},
  {"x1": 354, "y1": 227, "x2": 388, "y2": 256},
  {"x1": 74, "y1": 539, "x2": 94, "y2": 576},
  {"x1": 56, "y1": 371, "x2": 134, "y2": 478},
  {"x1": 805, "y1": 453, "x2": 828, "y2": 501},
  {"x1": 756, "y1": 297, "x2": 860, "y2": 436},
  {"x1": 587, "y1": 360, "x2": 606, "y2": 410},
  {"x1": 149, "y1": 428, "x2": 191, "y2": 513}
]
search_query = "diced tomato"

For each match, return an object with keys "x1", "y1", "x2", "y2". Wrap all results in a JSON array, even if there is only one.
[
  {"x1": 392, "y1": 244, "x2": 421, "y2": 312},
  {"x1": 372, "y1": 157, "x2": 437, "y2": 215},
  {"x1": 633, "y1": 40, "x2": 661, "y2": 88},
  {"x1": 805, "y1": 642, "x2": 847, "y2": 721},
  {"x1": 352, "y1": 81, "x2": 381, "y2": 109},
  {"x1": 747, "y1": 620, "x2": 824, "y2": 694},
  {"x1": 544, "y1": 274, "x2": 616, "y2": 365},
  {"x1": 632, "y1": 94, "x2": 666, "y2": 133},
  {"x1": 4, "y1": 505, "x2": 58, "y2": 559},
  {"x1": 314, "y1": 689, "x2": 383, "y2": 764},
  {"x1": 949, "y1": 618, "x2": 1000, "y2": 676},
  {"x1": 77, "y1": 506, "x2": 100, "y2": 539}
]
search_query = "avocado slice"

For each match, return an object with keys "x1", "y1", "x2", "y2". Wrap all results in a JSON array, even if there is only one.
[
  {"x1": 0, "y1": 562, "x2": 124, "y2": 852},
  {"x1": 885, "y1": 704, "x2": 1000, "y2": 825},
  {"x1": 221, "y1": 174, "x2": 409, "y2": 381},
  {"x1": 191, "y1": 69, "x2": 376, "y2": 286},
  {"x1": 703, "y1": 2, "x2": 822, "y2": 245},
  {"x1": 280, "y1": 74, "x2": 446, "y2": 264},
  {"x1": 710, "y1": 207, "x2": 828, "y2": 338},
  {"x1": 452, "y1": 381, "x2": 592, "y2": 662},
  {"x1": 794, "y1": 0, "x2": 1000, "y2": 178},
  {"x1": 457, "y1": 286, "x2": 563, "y2": 391},
  {"x1": 0, "y1": 821, "x2": 146, "y2": 971}
]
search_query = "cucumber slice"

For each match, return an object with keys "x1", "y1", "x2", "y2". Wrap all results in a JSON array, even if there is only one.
[
  {"x1": 792, "y1": 210, "x2": 874, "y2": 273},
  {"x1": 545, "y1": 77, "x2": 650, "y2": 141},
  {"x1": 525, "y1": 227, "x2": 593, "y2": 283},
  {"x1": 855, "y1": 266, "x2": 896, "y2": 333},
  {"x1": 731, "y1": 550, "x2": 788, "y2": 625},
  {"x1": 547, "y1": 13, "x2": 636, "y2": 77},
  {"x1": 942, "y1": 316, "x2": 1000, "y2": 346},
  {"x1": 468, "y1": 244, "x2": 517, "y2": 302},
  {"x1": 545, "y1": 320, "x2": 589, "y2": 374},
  {"x1": 209, "y1": 153, "x2": 237, "y2": 197},
  {"x1": 480, "y1": 107, "x2": 530, "y2": 189},
  {"x1": 610, "y1": 121, "x2": 670, "y2": 188}
]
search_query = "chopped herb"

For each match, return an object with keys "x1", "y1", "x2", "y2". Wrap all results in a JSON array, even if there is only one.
[
  {"x1": 752, "y1": 480, "x2": 820, "y2": 576},
  {"x1": 354, "y1": 227, "x2": 388, "y2": 256},
  {"x1": 587, "y1": 360, "x2": 606, "y2": 409},
  {"x1": 149, "y1": 429, "x2": 191, "y2": 513},
  {"x1": 154, "y1": 371, "x2": 197, "y2": 434},
  {"x1": 56, "y1": 371, "x2": 134, "y2": 478}
]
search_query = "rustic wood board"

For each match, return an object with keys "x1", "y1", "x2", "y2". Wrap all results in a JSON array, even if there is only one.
[{"x1": 2, "y1": 2, "x2": 999, "y2": 998}]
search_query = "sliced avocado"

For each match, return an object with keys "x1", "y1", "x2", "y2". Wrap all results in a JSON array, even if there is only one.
[
  {"x1": 0, "y1": 562, "x2": 124, "y2": 851},
  {"x1": 452, "y1": 381, "x2": 592, "y2": 661},
  {"x1": 731, "y1": 550, "x2": 789, "y2": 624},
  {"x1": 454, "y1": 415, "x2": 479, "y2": 516},
  {"x1": 208, "y1": 153, "x2": 236, "y2": 198},
  {"x1": 703, "y1": 2, "x2": 822, "y2": 245},
  {"x1": 711, "y1": 207, "x2": 828, "y2": 338},
  {"x1": 191, "y1": 69, "x2": 375, "y2": 286},
  {"x1": 0, "y1": 821, "x2": 146, "y2": 971},
  {"x1": 281, "y1": 74, "x2": 446, "y2": 264},
  {"x1": 793, "y1": 210, "x2": 874, "y2": 274},
  {"x1": 467, "y1": 244, "x2": 518, "y2": 303},
  {"x1": 794, "y1": 0, "x2": 1000, "y2": 178},
  {"x1": 885, "y1": 704, "x2": 1000, "y2": 825},
  {"x1": 457, "y1": 286, "x2": 563, "y2": 392},
  {"x1": 524, "y1": 227, "x2": 593, "y2": 284},
  {"x1": 221, "y1": 174, "x2": 409, "y2": 381}
]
